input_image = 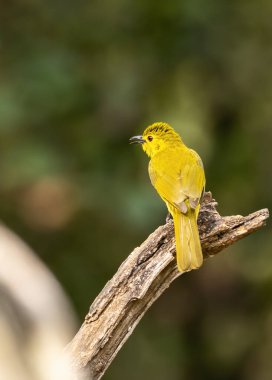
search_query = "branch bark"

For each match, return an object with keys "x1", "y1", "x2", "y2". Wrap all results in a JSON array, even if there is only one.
[{"x1": 65, "y1": 192, "x2": 269, "y2": 380}]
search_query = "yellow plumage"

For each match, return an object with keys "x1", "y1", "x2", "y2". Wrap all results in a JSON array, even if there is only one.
[{"x1": 130, "y1": 122, "x2": 205, "y2": 272}]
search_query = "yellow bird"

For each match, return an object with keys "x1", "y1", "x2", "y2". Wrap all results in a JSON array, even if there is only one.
[{"x1": 130, "y1": 122, "x2": 205, "y2": 272}]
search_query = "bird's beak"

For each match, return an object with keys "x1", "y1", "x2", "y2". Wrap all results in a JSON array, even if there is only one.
[{"x1": 129, "y1": 135, "x2": 146, "y2": 144}]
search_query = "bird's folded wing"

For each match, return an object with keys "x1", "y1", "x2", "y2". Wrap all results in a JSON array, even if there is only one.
[{"x1": 148, "y1": 148, "x2": 205, "y2": 212}]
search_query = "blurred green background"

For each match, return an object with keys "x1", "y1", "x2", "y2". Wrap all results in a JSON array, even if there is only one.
[{"x1": 0, "y1": 1, "x2": 271, "y2": 379}]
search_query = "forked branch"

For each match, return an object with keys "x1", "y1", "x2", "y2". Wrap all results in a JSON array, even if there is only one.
[{"x1": 65, "y1": 192, "x2": 269, "y2": 380}]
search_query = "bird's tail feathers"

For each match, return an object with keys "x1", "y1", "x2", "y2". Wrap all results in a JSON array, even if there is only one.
[{"x1": 172, "y1": 208, "x2": 203, "y2": 272}]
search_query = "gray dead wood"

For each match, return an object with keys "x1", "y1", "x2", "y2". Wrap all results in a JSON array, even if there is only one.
[{"x1": 65, "y1": 192, "x2": 269, "y2": 380}]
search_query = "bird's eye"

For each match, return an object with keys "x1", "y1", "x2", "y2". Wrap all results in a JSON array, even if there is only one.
[{"x1": 147, "y1": 136, "x2": 153, "y2": 142}]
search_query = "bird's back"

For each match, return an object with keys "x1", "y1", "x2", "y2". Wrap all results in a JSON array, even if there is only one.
[{"x1": 149, "y1": 144, "x2": 205, "y2": 209}]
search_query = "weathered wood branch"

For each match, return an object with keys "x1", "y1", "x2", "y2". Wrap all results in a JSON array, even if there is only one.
[{"x1": 65, "y1": 193, "x2": 269, "y2": 380}]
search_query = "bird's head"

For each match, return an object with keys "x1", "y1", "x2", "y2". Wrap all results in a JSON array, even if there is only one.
[{"x1": 129, "y1": 122, "x2": 182, "y2": 157}]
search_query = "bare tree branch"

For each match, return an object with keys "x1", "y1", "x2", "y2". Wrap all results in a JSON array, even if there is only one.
[{"x1": 65, "y1": 192, "x2": 269, "y2": 380}]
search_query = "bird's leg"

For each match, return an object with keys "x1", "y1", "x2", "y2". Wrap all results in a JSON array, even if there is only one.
[
  {"x1": 173, "y1": 200, "x2": 188, "y2": 214},
  {"x1": 180, "y1": 201, "x2": 188, "y2": 214},
  {"x1": 189, "y1": 197, "x2": 199, "y2": 210}
]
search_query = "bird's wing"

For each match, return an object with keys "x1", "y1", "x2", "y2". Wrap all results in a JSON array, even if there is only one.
[
  {"x1": 179, "y1": 149, "x2": 205, "y2": 201},
  {"x1": 148, "y1": 148, "x2": 205, "y2": 212}
]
